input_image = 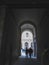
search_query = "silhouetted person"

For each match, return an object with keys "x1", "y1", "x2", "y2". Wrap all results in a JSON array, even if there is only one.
[
  {"x1": 25, "y1": 47, "x2": 28, "y2": 57},
  {"x1": 29, "y1": 47, "x2": 33, "y2": 58}
]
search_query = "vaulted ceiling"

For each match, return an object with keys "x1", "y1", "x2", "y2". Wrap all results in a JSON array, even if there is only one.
[{"x1": 12, "y1": 8, "x2": 47, "y2": 27}]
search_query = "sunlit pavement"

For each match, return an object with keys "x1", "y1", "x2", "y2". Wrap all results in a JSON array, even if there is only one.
[{"x1": 19, "y1": 56, "x2": 37, "y2": 59}]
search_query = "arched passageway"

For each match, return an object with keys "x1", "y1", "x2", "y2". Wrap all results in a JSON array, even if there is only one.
[{"x1": 19, "y1": 23, "x2": 37, "y2": 59}]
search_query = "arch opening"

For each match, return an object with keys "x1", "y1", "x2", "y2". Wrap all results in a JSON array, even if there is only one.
[{"x1": 20, "y1": 23, "x2": 37, "y2": 59}]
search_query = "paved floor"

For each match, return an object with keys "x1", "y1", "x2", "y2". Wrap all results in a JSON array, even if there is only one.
[{"x1": 13, "y1": 58, "x2": 41, "y2": 65}]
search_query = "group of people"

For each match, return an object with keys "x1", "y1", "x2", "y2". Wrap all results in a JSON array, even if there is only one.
[{"x1": 25, "y1": 47, "x2": 33, "y2": 58}]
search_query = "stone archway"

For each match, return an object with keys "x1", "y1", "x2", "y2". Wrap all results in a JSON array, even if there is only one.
[{"x1": 19, "y1": 23, "x2": 37, "y2": 58}]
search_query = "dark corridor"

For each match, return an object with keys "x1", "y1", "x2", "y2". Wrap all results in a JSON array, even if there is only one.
[{"x1": 0, "y1": 1, "x2": 49, "y2": 65}]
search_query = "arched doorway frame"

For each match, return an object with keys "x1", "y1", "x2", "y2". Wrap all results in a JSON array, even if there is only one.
[{"x1": 17, "y1": 20, "x2": 37, "y2": 59}]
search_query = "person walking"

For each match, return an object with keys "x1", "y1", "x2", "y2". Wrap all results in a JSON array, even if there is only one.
[
  {"x1": 25, "y1": 47, "x2": 28, "y2": 58},
  {"x1": 29, "y1": 47, "x2": 33, "y2": 58}
]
